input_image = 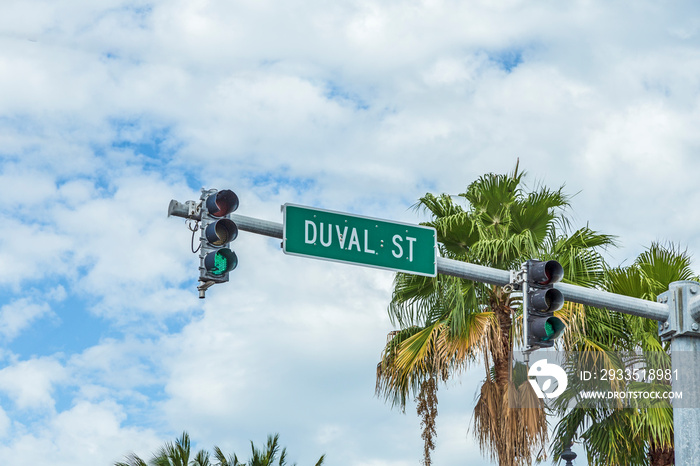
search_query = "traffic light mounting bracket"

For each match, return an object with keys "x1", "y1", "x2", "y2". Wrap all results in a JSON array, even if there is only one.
[
  {"x1": 503, "y1": 267, "x2": 526, "y2": 293},
  {"x1": 657, "y1": 281, "x2": 700, "y2": 341},
  {"x1": 197, "y1": 280, "x2": 216, "y2": 299},
  {"x1": 504, "y1": 264, "x2": 531, "y2": 353},
  {"x1": 168, "y1": 199, "x2": 201, "y2": 221}
]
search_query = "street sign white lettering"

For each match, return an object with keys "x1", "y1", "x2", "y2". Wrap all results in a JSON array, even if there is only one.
[
  {"x1": 392, "y1": 235, "x2": 417, "y2": 262},
  {"x1": 304, "y1": 220, "x2": 380, "y2": 255}
]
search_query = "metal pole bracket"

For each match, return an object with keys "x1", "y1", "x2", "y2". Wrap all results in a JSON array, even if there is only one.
[
  {"x1": 657, "y1": 280, "x2": 700, "y2": 341},
  {"x1": 168, "y1": 199, "x2": 201, "y2": 220},
  {"x1": 503, "y1": 265, "x2": 526, "y2": 293}
]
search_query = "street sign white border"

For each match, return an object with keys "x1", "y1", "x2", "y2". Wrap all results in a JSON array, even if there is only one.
[{"x1": 282, "y1": 203, "x2": 438, "y2": 277}]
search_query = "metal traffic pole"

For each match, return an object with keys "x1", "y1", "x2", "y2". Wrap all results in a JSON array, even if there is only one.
[
  {"x1": 173, "y1": 208, "x2": 699, "y2": 463},
  {"x1": 657, "y1": 281, "x2": 700, "y2": 465}
]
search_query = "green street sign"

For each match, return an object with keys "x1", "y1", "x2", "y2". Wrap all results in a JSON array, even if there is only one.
[{"x1": 283, "y1": 204, "x2": 437, "y2": 276}]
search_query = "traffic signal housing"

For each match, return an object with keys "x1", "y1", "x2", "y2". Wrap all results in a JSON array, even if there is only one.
[
  {"x1": 199, "y1": 189, "x2": 239, "y2": 290},
  {"x1": 525, "y1": 259, "x2": 566, "y2": 350}
]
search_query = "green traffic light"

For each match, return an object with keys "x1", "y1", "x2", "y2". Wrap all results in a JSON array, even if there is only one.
[
  {"x1": 544, "y1": 321, "x2": 554, "y2": 337},
  {"x1": 211, "y1": 251, "x2": 229, "y2": 275},
  {"x1": 542, "y1": 316, "x2": 566, "y2": 341},
  {"x1": 204, "y1": 248, "x2": 238, "y2": 276}
]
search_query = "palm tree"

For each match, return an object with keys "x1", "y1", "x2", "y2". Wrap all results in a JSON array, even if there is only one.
[
  {"x1": 115, "y1": 432, "x2": 210, "y2": 466},
  {"x1": 116, "y1": 432, "x2": 325, "y2": 466},
  {"x1": 375, "y1": 164, "x2": 615, "y2": 465},
  {"x1": 553, "y1": 243, "x2": 696, "y2": 465},
  {"x1": 214, "y1": 433, "x2": 325, "y2": 466}
]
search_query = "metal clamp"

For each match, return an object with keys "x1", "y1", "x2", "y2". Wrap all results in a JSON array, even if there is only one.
[
  {"x1": 197, "y1": 280, "x2": 216, "y2": 299},
  {"x1": 658, "y1": 281, "x2": 700, "y2": 341},
  {"x1": 503, "y1": 265, "x2": 527, "y2": 293}
]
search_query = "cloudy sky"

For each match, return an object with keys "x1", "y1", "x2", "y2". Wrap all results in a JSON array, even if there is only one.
[{"x1": 1, "y1": 1, "x2": 700, "y2": 465}]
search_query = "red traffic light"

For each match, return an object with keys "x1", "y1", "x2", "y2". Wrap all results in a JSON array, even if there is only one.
[
  {"x1": 529, "y1": 260, "x2": 564, "y2": 285},
  {"x1": 205, "y1": 189, "x2": 239, "y2": 218}
]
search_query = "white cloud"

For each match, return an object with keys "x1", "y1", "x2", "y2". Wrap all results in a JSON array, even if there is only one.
[
  {"x1": 68, "y1": 337, "x2": 163, "y2": 392},
  {"x1": 0, "y1": 407, "x2": 10, "y2": 438},
  {"x1": 0, "y1": 165, "x2": 58, "y2": 208},
  {"x1": 0, "y1": 400, "x2": 162, "y2": 466},
  {"x1": 0, "y1": 298, "x2": 53, "y2": 341},
  {"x1": 0, "y1": 357, "x2": 66, "y2": 410},
  {"x1": 0, "y1": 218, "x2": 75, "y2": 288},
  {"x1": 315, "y1": 423, "x2": 344, "y2": 444}
]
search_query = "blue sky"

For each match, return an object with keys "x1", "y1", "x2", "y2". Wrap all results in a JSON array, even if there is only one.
[{"x1": 1, "y1": 1, "x2": 700, "y2": 464}]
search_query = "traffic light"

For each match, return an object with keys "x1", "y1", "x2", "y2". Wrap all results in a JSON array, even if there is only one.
[
  {"x1": 525, "y1": 259, "x2": 565, "y2": 350},
  {"x1": 198, "y1": 189, "x2": 239, "y2": 293}
]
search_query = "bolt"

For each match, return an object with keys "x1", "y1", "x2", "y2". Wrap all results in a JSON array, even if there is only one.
[
  {"x1": 693, "y1": 323, "x2": 699, "y2": 332},
  {"x1": 664, "y1": 322, "x2": 670, "y2": 329},
  {"x1": 692, "y1": 286, "x2": 699, "y2": 295}
]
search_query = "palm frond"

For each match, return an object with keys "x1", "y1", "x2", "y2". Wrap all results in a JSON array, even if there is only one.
[
  {"x1": 114, "y1": 453, "x2": 149, "y2": 466},
  {"x1": 213, "y1": 446, "x2": 236, "y2": 466},
  {"x1": 376, "y1": 311, "x2": 493, "y2": 409},
  {"x1": 413, "y1": 192, "x2": 464, "y2": 219},
  {"x1": 193, "y1": 449, "x2": 211, "y2": 466},
  {"x1": 473, "y1": 379, "x2": 547, "y2": 466}
]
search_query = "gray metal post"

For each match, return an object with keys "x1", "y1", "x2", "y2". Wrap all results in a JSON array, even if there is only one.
[
  {"x1": 437, "y1": 256, "x2": 669, "y2": 321},
  {"x1": 670, "y1": 336, "x2": 700, "y2": 464},
  {"x1": 657, "y1": 281, "x2": 700, "y2": 464},
  {"x1": 523, "y1": 277, "x2": 529, "y2": 361},
  {"x1": 557, "y1": 281, "x2": 669, "y2": 322},
  {"x1": 231, "y1": 213, "x2": 283, "y2": 239}
]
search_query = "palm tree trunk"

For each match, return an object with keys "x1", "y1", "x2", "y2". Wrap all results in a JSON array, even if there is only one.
[
  {"x1": 649, "y1": 442, "x2": 674, "y2": 466},
  {"x1": 417, "y1": 376, "x2": 438, "y2": 466},
  {"x1": 492, "y1": 289, "x2": 515, "y2": 465},
  {"x1": 492, "y1": 289, "x2": 512, "y2": 388}
]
